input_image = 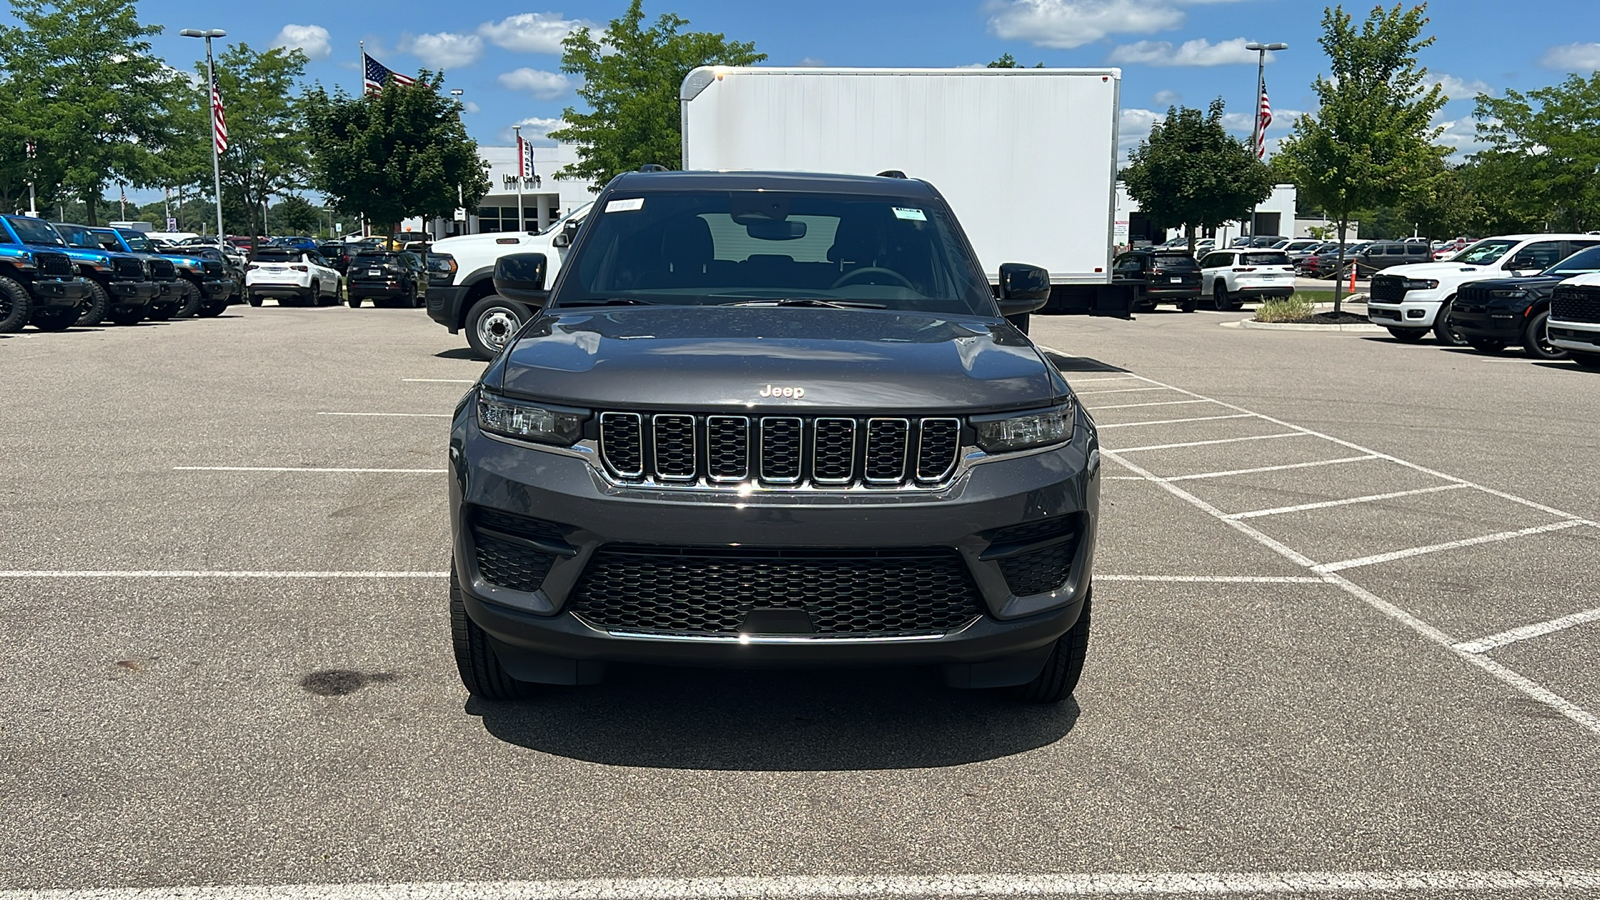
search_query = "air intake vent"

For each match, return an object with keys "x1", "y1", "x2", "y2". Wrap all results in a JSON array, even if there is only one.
[
  {"x1": 111, "y1": 257, "x2": 144, "y2": 279},
  {"x1": 33, "y1": 251, "x2": 74, "y2": 278},
  {"x1": 147, "y1": 258, "x2": 176, "y2": 280}
]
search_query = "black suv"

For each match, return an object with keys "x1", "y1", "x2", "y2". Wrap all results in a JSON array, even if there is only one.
[
  {"x1": 346, "y1": 250, "x2": 428, "y2": 308},
  {"x1": 1112, "y1": 248, "x2": 1202, "y2": 312},
  {"x1": 1449, "y1": 245, "x2": 1600, "y2": 359},
  {"x1": 449, "y1": 170, "x2": 1099, "y2": 703}
]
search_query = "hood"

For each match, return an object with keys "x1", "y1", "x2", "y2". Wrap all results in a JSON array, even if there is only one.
[
  {"x1": 1376, "y1": 261, "x2": 1500, "y2": 280},
  {"x1": 156, "y1": 252, "x2": 208, "y2": 268},
  {"x1": 1460, "y1": 275, "x2": 1564, "y2": 293},
  {"x1": 490, "y1": 306, "x2": 1067, "y2": 414},
  {"x1": 37, "y1": 244, "x2": 114, "y2": 265},
  {"x1": 1558, "y1": 273, "x2": 1600, "y2": 290},
  {"x1": 432, "y1": 231, "x2": 554, "y2": 253}
]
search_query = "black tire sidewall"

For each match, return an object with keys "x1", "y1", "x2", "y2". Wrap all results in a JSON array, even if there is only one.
[
  {"x1": 466, "y1": 295, "x2": 530, "y2": 360},
  {"x1": 0, "y1": 276, "x2": 32, "y2": 333}
]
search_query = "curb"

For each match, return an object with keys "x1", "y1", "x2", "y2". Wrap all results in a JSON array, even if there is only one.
[{"x1": 1227, "y1": 319, "x2": 1384, "y2": 333}]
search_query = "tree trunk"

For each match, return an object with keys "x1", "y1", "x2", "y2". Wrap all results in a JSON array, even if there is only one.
[
  {"x1": 85, "y1": 192, "x2": 98, "y2": 226},
  {"x1": 1185, "y1": 224, "x2": 1196, "y2": 255},
  {"x1": 1332, "y1": 218, "x2": 1349, "y2": 315}
]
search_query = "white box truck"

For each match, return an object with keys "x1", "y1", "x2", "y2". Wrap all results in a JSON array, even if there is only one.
[{"x1": 679, "y1": 66, "x2": 1131, "y2": 315}]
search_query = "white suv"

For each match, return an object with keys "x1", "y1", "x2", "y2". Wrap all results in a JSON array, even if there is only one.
[
  {"x1": 1198, "y1": 249, "x2": 1295, "y2": 310},
  {"x1": 245, "y1": 248, "x2": 343, "y2": 307},
  {"x1": 1366, "y1": 234, "x2": 1600, "y2": 344}
]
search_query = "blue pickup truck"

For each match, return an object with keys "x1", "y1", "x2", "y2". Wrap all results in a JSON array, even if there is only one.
[
  {"x1": 113, "y1": 228, "x2": 236, "y2": 317},
  {"x1": 0, "y1": 215, "x2": 93, "y2": 332},
  {"x1": 16, "y1": 218, "x2": 158, "y2": 326}
]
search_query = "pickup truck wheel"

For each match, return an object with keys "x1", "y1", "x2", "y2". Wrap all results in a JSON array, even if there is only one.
[
  {"x1": 145, "y1": 302, "x2": 173, "y2": 322},
  {"x1": 108, "y1": 308, "x2": 144, "y2": 326},
  {"x1": 1015, "y1": 592, "x2": 1091, "y2": 704},
  {"x1": 1521, "y1": 309, "x2": 1566, "y2": 360},
  {"x1": 30, "y1": 306, "x2": 78, "y2": 331},
  {"x1": 466, "y1": 295, "x2": 530, "y2": 360},
  {"x1": 1387, "y1": 327, "x2": 1426, "y2": 343},
  {"x1": 74, "y1": 280, "x2": 111, "y2": 326},
  {"x1": 172, "y1": 281, "x2": 201, "y2": 318},
  {"x1": 450, "y1": 567, "x2": 532, "y2": 701},
  {"x1": 1433, "y1": 298, "x2": 1468, "y2": 346},
  {"x1": 1570, "y1": 351, "x2": 1600, "y2": 370},
  {"x1": 198, "y1": 298, "x2": 227, "y2": 317},
  {"x1": 0, "y1": 276, "x2": 35, "y2": 333}
]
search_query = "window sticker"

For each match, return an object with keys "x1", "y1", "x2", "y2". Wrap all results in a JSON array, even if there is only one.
[
  {"x1": 891, "y1": 207, "x2": 927, "y2": 222},
  {"x1": 606, "y1": 198, "x2": 645, "y2": 213}
]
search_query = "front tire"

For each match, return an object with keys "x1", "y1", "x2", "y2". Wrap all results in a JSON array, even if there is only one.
[
  {"x1": 466, "y1": 295, "x2": 530, "y2": 360},
  {"x1": 1433, "y1": 298, "x2": 1467, "y2": 346},
  {"x1": 450, "y1": 567, "x2": 530, "y2": 701},
  {"x1": 0, "y1": 276, "x2": 33, "y2": 333},
  {"x1": 108, "y1": 308, "x2": 144, "y2": 326},
  {"x1": 1522, "y1": 309, "x2": 1566, "y2": 360},
  {"x1": 1015, "y1": 593, "x2": 1091, "y2": 704},
  {"x1": 172, "y1": 281, "x2": 201, "y2": 318},
  {"x1": 75, "y1": 280, "x2": 111, "y2": 326},
  {"x1": 30, "y1": 306, "x2": 78, "y2": 331}
]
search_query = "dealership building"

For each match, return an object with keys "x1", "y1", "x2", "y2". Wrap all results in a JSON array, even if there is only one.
[{"x1": 412, "y1": 143, "x2": 598, "y2": 238}]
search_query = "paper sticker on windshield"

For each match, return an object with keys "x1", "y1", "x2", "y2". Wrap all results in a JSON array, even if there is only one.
[
  {"x1": 892, "y1": 207, "x2": 927, "y2": 221},
  {"x1": 606, "y1": 198, "x2": 644, "y2": 213}
]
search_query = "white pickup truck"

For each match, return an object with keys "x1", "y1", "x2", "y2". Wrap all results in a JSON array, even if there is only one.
[
  {"x1": 425, "y1": 202, "x2": 592, "y2": 359},
  {"x1": 1366, "y1": 233, "x2": 1600, "y2": 344}
]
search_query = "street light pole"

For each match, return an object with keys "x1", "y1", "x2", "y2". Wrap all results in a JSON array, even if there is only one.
[
  {"x1": 451, "y1": 89, "x2": 466, "y2": 235},
  {"x1": 1244, "y1": 41, "x2": 1287, "y2": 238},
  {"x1": 180, "y1": 27, "x2": 227, "y2": 240}
]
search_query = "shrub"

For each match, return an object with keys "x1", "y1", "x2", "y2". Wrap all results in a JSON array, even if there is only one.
[{"x1": 1255, "y1": 295, "x2": 1316, "y2": 323}]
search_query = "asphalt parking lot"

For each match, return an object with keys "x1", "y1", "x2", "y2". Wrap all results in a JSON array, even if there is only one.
[{"x1": 3, "y1": 304, "x2": 1599, "y2": 899}]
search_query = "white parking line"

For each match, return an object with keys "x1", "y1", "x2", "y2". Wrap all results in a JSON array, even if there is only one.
[
  {"x1": 1064, "y1": 375, "x2": 1142, "y2": 383},
  {"x1": 1112, "y1": 432, "x2": 1302, "y2": 454},
  {"x1": 1311, "y1": 521, "x2": 1584, "y2": 574},
  {"x1": 1072, "y1": 386, "x2": 1173, "y2": 396},
  {"x1": 11, "y1": 870, "x2": 1600, "y2": 900},
  {"x1": 317, "y1": 412, "x2": 452, "y2": 418},
  {"x1": 1163, "y1": 456, "x2": 1380, "y2": 482},
  {"x1": 1098, "y1": 575, "x2": 1328, "y2": 584},
  {"x1": 173, "y1": 466, "x2": 447, "y2": 473},
  {"x1": 1228, "y1": 483, "x2": 1470, "y2": 520},
  {"x1": 1098, "y1": 414, "x2": 1257, "y2": 430},
  {"x1": 1455, "y1": 606, "x2": 1600, "y2": 654},
  {"x1": 0, "y1": 570, "x2": 448, "y2": 578},
  {"x1": 1086, "y1": 398, "x2": 1215, "y2": 411},
  {"x1": 402, "y1": 378, "x2": 475, "y2": 383}
]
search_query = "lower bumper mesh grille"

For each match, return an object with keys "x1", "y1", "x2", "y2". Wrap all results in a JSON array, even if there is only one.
[
  {"x1": 468, "y1": 508, "x2": 569, "y2": 593},
  {"x1": 569, "y1": 546, "x2": 984, "y2": 636},
  {"x1": 988, "y1": 517, "x2": 1081, "y2": 597}
]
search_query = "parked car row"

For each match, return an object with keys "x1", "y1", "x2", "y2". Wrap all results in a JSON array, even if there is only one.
[
  {"x1": 1113, "y1": 246, "x2": 1296, "y2": 313},
  {"x1": 1366, "y1": 235, "x2": 1600, "y2": 369}
]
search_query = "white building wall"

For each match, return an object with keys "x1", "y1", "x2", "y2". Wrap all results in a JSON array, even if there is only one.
[{"x1": 403, "y1": 143, "x2": 599, "y2": 238}]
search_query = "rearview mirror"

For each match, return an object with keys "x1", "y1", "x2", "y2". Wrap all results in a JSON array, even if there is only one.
[
  {"x1": 997, "y1": 262, "x2": 1051, "y2": 317},
  {"x1": 746, "y1": 219, "x2": 807, "y2": 240},
  {"x1": 493, "y1": 253, "x2": 549, "y2": 305}
]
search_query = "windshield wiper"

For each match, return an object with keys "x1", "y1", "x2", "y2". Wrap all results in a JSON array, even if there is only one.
[{"x1": 722, "y1": 298, "x2": 886, "y2": 309}]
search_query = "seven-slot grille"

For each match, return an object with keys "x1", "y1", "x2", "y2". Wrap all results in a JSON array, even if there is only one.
[
  {"x1": 33, "y1": 251, "x2": 74, "y2": 277},
  {"x1": 598, "y1": 412, "x2": 963, "y2": 488},
  {"x1": 1552, "y1": 286, "x2": 1600, "y2": 324},
  {"x1": 201, "y1": 260, "x2": 224, "y2": 277},
  {"x1": 111, "y1": 257, "x2": 145, "y2": 279},
  {"x1": 1368, "y1": 275, "x2": 1408, "y2": 303},
  {"x1": 147, "y1": 258, "x2": 177, "y2": 280}
]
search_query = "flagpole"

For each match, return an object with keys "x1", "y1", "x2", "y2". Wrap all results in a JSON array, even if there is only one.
[
  {"x1": 513, "y1": 124, "x2": 525, "y2": 234},
  {"x1": 181, "y1": 27, "x2": 227, "y2": 238},
  {"x1": 1244, "y1": 42, "x2": 1287, "y2": 241},
  {"x1": 359, "y1": 40, "x2": 365, "y2": 94}
]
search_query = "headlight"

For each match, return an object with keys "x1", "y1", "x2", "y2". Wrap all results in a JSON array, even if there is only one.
[
  {"x1": 1403, "y1": 278, "x2": 1440, "y2": 290},
  {"x1": 477, "y1": 391, "x2": 588, "y2": 445},
  {"x1": 972, "y1": 400, "x2": 1076, "y2": 454},
  {"x1": 1489, "y1": 289, "x2": 1527, "y2": 299}
]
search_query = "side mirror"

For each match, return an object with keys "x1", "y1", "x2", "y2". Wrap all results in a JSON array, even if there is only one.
[
  {"x1": 551, "y1": 218, "x2": 582, "y2": 248},
  {"x1": 493, "y1": 252, "x2": 549, "y2": 305},
  {"x1": 1506, "y1": 255, "x2": 1537, "y2": 270},
  {"x1": 997, "y1": 262, "x2": 1051, "y2": 317}
]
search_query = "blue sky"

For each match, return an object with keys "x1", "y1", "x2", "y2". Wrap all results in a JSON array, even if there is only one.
[{"x1": 25, "y1": 0, "x2": 1600, "y2": 200}]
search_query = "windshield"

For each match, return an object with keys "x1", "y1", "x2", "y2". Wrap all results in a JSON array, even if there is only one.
[
  {"x1": 555, "y1": 191, "x2": 994, "y2": 315},
  {"x1": 1454, "y1": 239, "x2": 1517, "y2": 265},
  {"x1": 116, "y1": 230, "x2": 155, "y2": 252},
  {"x1": 6, "y1": 216, "x2": 66, "y2": 246},
  {"x1": 54, "y1": 224, "x2": 102, "y2": 249},
  {"x1": 1546, "y1": 246, "x2": 1600, "y2": 275}
]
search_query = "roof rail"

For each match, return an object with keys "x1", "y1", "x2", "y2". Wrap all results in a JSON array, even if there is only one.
[
  {"x1": 638, "y1": 164, "x2": 669, "y2": 173},
  {"x1": 876, "y1": 169, "x2": 908, "y2": 179}
]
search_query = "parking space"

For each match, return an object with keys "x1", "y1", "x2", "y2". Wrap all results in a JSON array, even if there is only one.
[{"x1": 5, "y1": 306, "x2": 1600, "y2": 897}]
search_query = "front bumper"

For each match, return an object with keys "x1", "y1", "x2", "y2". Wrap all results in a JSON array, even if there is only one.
[
  {"x1": 247, "y1": 283, "x2": 312, "y2": 299},
  {"x1": 1448, "y1": 302, "x2": 1531, "y2": 343},
  {"x1": 1232, "y1": 281, "x2": 1295, "y2": 298},
  {"x1": 1549, "y1": 320, "x2": 1600, "y2": 352},
  {"x1": 30, "y1": 276, "x2": 90, "y2": 308},
  {"x1": 449, "y1": 401, "x2": 1101, "y2": 684},
  {"x1": 198, "y1": 276, "x2": 233, "y2": 300},
  {"x1": 107, "y1": 279, "x2": 159, "y2": 304},
  {"x1": 428, "y1": 284, "x2": 469, "y2": 331}
]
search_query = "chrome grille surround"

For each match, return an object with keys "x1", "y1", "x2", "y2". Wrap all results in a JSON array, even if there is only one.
[
  {"x1": 706, "y1": 415, "x2": 749, "y2": 482},
  {"x1": 651, "y1": 414, "x2": 697, "y2": 481},
  {"x1": 812, "y1": 418, "x2": 856, "y2": 484},
  {"x1": 598, "y1": 412, "x2": 643, "y2": 478},
  {"x1": 759, "y1": 417, "x2": 804, "y2": 484},
  {"x1": 916, "y1": 418, "x2": 962, "y2": 483},
  {"x1": 863, "y1": 418, "x2": 910, "y2": 484}
]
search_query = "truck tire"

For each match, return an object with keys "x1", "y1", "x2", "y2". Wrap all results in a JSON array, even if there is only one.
[
  {"x1": 1521, "y1": 309, "x2": 1565, "y2": 360},
  {"x1": 172, "y1": 281, "x2": 201, "y2": 318},
  {"x1": 198, "y1": 298, "x2": 228, "y2": 317},
  {"x1": 30, "y1": 306, "x2": 78, "y2": 331},
  {"x1": 450, "y1": 567, "x2": 531, "y2": 701},
  {"x1": 1433, "y1": 298, "x2": 1467, "y2": 346},
  {"x1": 145, "y1": 301, "x2": 174, "y2": 321},
  {"x1": 75, "y1": 280, "x2": 111, "y2": 327},
  {"x1": 466, "y1": 295, "x2": 530, "y2": 360},
  {"x1": 108, "y1": 308, "x2": 144, "y2": 326},
  {"x1": 1015, "y1": 592, "x2": 1091, "y2": 704},
  {"x1": 1387, "y1": 327, "x2": 1426, "y2": 343},
  {"x1": 0, "y1": 276, "x2": 32, "y2": 333}
]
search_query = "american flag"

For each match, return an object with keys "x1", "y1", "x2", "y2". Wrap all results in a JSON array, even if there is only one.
[
  {"x1": 212, "y1": 74, "x2": 228, "y2": 155},
  {"x1": 1257, "y1": 84, "x2": 1272, "y2": 159},
  {"x1": 364, "y1": 52, "x2": 416, "y2": 93},
  {"x1": 518, "y1": 134, "x2": 536, "y2": 181}
]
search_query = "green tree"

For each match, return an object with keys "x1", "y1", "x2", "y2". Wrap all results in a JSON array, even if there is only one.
[
  {"x1": 0, "y1": 0, "x2": 183, "y2": 224},
  {"x1": 305, "y1": 75, "x2": 490, "y2": 233},
  {"x1": 1275, "y1": 3, "x2": 1447, "y2": 310},
  {"x1": 987, "y1": 53, "x2": 1044, "y2": 68},
  {"x1": 549, "y1": 0, "x2": 765, "y2": 186},
  {"x1": 1122, "y1": 100, "x2": 1274, "y2": 253},
  {"x1": 268, "y1": 195, "x2": 323, "y2": 235},
  {"x1": 1470, "y1": 73, "x2": 1600, "y2": 233}
]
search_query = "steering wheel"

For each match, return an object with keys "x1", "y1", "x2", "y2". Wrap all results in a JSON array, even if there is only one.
[{"x1": 830, "y1": 266, "x2": 915, "y2": 290}]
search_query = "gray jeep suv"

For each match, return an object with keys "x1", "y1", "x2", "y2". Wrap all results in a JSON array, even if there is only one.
[{"x1": 449, "y1": 170, "x2": 1101, "y2": 703}]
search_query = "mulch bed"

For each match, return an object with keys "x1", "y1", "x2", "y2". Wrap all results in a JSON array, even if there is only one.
[{"x1": 1258, "y1": 310, "x2": 1372, "y2": 325}]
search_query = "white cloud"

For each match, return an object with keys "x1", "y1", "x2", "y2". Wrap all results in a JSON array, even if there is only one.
[
  {"x1": 1222, "y1": 108, "x2": 1302, "y2": 134},
  {"x1": 1541, "y1": 42, "x2": 1600, "y2": 71},
  {"x1": 462, "y1": 101, "x2": 481, "y2": 114},
  {"x1": 1424, "y1": 73, "x2": 1492, "y2": 102},
  {"x1": 271, "y1": 24, "x2": 331, "y2": 61},
  {"x1": 402, "y1": 32, "x2": 483, "y2": 70},
  {"x1": 1109, "y1": 37, "x2": 1264, "y2": 67},
  {"x1": 1432, "y1": 114, "x2": 1486, "y2": 153},
  {"x1": 987, "y1": 0, "x2": 1250, "y2": 49},
  {"x1": 498, "y1": 68, "x2": 571, "y2": 99},
  {"x1": 798, "y1": 57, "x2": 827, "y2": 67},
  {"x1": 478, "y1": 12, "x2": 593, "y2": 53},
  {"x1": 502, "y1": 116, "x2": 564, "y2": 144},
  {"x1": 1153, "y1": 89, "x2": 1181, "y2": 105}
]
